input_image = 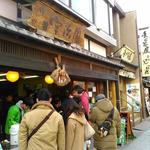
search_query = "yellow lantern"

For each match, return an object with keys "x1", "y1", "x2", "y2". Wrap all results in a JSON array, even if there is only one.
[
  {"x1": 6, "y1": 71, "x2": 19, "y2": 82},
  {"x1": 45, "y1": 75, "x2": 54, "y2": 84}
]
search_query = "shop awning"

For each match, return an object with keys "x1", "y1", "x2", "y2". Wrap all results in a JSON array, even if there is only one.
[{"x1": 0, "y1": 17, "x2": 124, "y2": 69}]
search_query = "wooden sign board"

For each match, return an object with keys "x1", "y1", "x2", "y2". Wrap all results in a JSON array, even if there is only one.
[
  {"x1": 27, "y1": 0, "x2": 85, "y2": 47},
  {"x1": 120, "y1": 46, "x2": 135, "y2": 63}
]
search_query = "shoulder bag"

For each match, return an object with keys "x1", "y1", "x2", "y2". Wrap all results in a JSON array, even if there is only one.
[{"x1": 27, "y1": 110, "x2": 54, "y2": 142}]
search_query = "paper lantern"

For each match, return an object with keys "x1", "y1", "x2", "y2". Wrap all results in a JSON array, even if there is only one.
[
  {"x1": 45, "y1": 75, "x2": 54, "y2": 84},
  {"x1": 6, "y1": 71, "x2": 19, "y2": 82}
]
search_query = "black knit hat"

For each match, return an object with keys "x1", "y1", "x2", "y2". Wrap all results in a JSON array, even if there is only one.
[{"x1": 95, "y1": 94, "x2": 105, "y2": 101}]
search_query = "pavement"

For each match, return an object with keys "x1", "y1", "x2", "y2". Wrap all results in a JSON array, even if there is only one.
[
  {"x1": 2, "y1": 117, "x2": 150, "y2": 150},
  {"x1": 118, "y1": 117, "x2": 150, "y2": 150}
]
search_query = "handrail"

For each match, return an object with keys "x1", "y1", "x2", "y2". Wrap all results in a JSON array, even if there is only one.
[
  {"x1": 120, "y1": 91, "x2": 135, "y2": 126},
  {"x1": 120, "y1": 91, "x2": 135, "y2": 107}
]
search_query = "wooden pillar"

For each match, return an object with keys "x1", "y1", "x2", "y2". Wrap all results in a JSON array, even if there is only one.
[
  {"x1": 106, "y1": 80, "x2": 109, "y2": 98},
  {"x1": 109, "y1": 81, "x2": 117, "y2": 107},
  {"x1": 116, "y1": 80, "x2": 120, "y2": 111},
  {"x1": 112, "y1": 81, "x2": 117, "y2": 107}
]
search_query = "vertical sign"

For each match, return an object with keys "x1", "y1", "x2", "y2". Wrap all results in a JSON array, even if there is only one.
[{"x1": 139, "y1": 28, "x2": 150, "y2": 77}]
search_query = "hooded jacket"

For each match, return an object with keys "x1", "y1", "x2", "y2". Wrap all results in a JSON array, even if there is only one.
[
  {"x1": 19, "y1": 101, "x2": 65, "y2": 150},
  {"x1": 5, "y1": 100, "x2": 23, "y2": 134},
  {"x1": 80, "y1": 92, "x2": 90, "y2": 116},
  {"x1": 89, "y1": 98, "x2": 121, "y2": 150},
  {"x1": 66, "y1": 113, "x2": 86, "y2": 150}
]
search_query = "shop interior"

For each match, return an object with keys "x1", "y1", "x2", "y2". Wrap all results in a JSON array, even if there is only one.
[{"x1": 0, "y1": 67, "x2": 107, "y2": 140}]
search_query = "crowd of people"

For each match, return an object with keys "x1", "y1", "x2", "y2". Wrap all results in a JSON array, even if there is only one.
[{"x1": 0, "y1": 85, "x2": 121, "y2": 150}]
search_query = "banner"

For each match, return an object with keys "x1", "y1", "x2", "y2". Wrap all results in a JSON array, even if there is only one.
[{"x1": 139, "y1": 27, "x2": 150, "y2": 77}]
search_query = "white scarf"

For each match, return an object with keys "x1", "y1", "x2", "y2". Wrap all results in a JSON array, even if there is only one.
[{"x1": 16, "y1": 100, "x2": 24, "y2": 117}]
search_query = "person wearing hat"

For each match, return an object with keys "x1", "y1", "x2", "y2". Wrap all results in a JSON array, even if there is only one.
[
  {"x1": 5, "y1": 98, "x2": 29, "y2": 139},
  {"x1": 89, "y1": 94, "x2": 121, "y2": 150}
]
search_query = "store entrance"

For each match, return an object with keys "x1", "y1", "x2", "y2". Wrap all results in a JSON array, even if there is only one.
[{"x1": 0, "y1": 69, "x2": 72, "y2": 140}]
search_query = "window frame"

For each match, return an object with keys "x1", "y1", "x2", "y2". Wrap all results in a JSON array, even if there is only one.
[{"x1": 70, "y1": 0, "x2": 94, "y2": 23}]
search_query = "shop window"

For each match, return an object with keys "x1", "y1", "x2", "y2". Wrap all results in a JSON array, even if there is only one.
[
  {"x1": 109, "y1": 7, "x2": 114, "y2": 36},
  {"x1": 73, "y1": 81, "x2": 85, "y2": 89},
  {"x1": 90, "y1": 41, "x2": 106, "y2": 57},
  {"x1": 71, "y1": 0, "x2": 93, "y2": 22},
  {"x1": 0, "y1": 0, "x2": 17, "y2": 21},
  {"x1": 87, "y1": 82, "x2": 96, "y2": 103},
  {"x1": 95, "y1": 0, "x2": 109, "y2": 34},
  {"x1": 84, "y1": 38, "x2": 89, "y2": 50}
]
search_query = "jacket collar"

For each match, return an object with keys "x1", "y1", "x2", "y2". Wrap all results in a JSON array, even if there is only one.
[
  {"x1": 31, "y1": 101, "x2": 54, "y2": 110},
  {"x1": 69, "y1": 113, "x2": 86, "y2": 125}
]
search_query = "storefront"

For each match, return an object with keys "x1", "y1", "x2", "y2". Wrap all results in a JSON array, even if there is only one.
[
  {"x1": 0, "y1": 0, "x2": 124, "y2": 107},
  {"x1": 112, "y1": 45, "x2": 142, "y2": 125}
]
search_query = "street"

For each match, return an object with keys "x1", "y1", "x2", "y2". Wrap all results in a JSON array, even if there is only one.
[{"x1": 119, "y1": 117, "x2": 150, "y2": 150}]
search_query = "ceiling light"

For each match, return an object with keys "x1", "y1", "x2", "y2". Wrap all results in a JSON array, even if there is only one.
[
  {"x1": 23, "y1": 75, "x2": 39, "y2": 79},
  {"x1": 0, "y1": 73, "x2": 6, "y2": 77},
  {"x1": 0, "y1": 79, "x2": 7, "y2": 82}
]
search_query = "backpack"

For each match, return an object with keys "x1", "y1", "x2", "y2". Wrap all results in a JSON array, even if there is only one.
[{"x1": 98, "y1": 108, "x2": 114, "y2": 137}]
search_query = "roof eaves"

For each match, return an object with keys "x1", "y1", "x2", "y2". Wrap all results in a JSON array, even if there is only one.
[
  {"x1": 114, "y1": 2, "x2": 125, "y2": 18},
  {"x1": 0, "y1": 19, "x2": 124, "y2": 69},
  {"x1": 121, "y1": 60, "x2": 139, "y2": 68}
]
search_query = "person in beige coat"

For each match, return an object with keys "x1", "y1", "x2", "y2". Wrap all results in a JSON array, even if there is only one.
[
  {"x1": 65, "y1": 100, "x2": 86, "y2": 150},
  {"x1": 89, "y1": 94, "x2": 121, "y2": 150},
  {"x1": 19, "y1": 88, "x2": 65, "y2": 150}
]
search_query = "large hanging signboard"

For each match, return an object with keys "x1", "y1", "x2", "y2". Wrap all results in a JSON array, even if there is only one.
[
  {"x1": 120, "y1": 46, "x2": 135, "y2": 63},
  {"x1": 27, "y1": 0, "x2": 85, "y2": 47},
  {"x1": 113, "y1": 45, "x2": 135, "y2": 63},
  {"x1": 139, "y1": 27, "x2": 150, "y2": 77}
]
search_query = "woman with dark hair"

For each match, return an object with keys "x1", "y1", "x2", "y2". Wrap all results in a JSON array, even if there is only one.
[
  {"x1": 65, "y1": 100, "x2": 86, "y2": 150},
  {"x1": 71, "y1": 85, "x2": 90, "y2": 120}
]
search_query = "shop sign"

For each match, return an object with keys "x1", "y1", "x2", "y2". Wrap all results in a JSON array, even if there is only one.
[
  {"x1": 120, "y1": 46, "x2": 135, "y2": 63},
  {"x1": 126, "y1": 84, "x2": 141, "y2": 112},
  {"x1": 119, "y1": 69, "x2": 135, "y2": 79},
  {"x1": 139, "y1": 27, "x2": 150, "y2": 77},
  {"x1": 27, "y1": 1, "x2": 85, "y2": 47}
]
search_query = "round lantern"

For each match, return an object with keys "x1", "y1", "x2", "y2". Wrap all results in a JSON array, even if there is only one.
[
  {"x1": 45, "y1": 75, "x2": 54, "y2": 84},
  {"x1": 6, "y1": 71, "x2": 19, "y2": 82}
]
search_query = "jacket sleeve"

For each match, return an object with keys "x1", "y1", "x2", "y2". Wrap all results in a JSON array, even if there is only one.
[
  {"x1": 19, "y1": 115, "x2": 28, "y2": 150},
  {"x1": 57, "y1": 117, "x2": 65, "y2": 150},
  {"x1": 115, "y1": 109, "x2": 121, "y2": 138},
  {"x1": 66, "y1": 119, "x2": 76, "y2": 150},
  {"x1": 5, "y1": 106, "x2": 20, "y2": 134},
  {"x1": 89, "y1": 108, "x2": 99, "y2": 133},
  {"x1": 89, "y1": 108, "x2": 97, "y2": 123}
]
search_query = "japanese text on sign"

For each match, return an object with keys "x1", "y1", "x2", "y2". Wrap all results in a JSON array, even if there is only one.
[{"x1": 27, "y1": 1, "x2": 85, "y2": 47}]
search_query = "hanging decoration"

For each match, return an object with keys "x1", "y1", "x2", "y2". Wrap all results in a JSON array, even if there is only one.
[
  {"x1": 45, "y1": 75, "x2": 54, "y2": 84},
  {"x1": 51, "y1": 57, "x2": 71, "y2": 86},
  {"x1": 6, "y1": 71, "x2": 19, "y2": 82}
]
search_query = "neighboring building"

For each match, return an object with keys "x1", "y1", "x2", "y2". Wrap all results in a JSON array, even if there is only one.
[{"x1": 111, "y1": 8, "x2": 142, "y2": 125}]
